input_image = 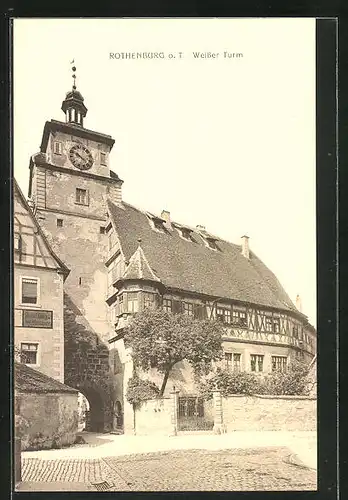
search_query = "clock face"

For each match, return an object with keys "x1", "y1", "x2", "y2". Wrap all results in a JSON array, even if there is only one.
[{"x1": 69, "y1": 144, "x2": 94, "y2": 170}]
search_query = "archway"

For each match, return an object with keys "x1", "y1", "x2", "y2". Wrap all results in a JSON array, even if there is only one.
[{"x1": 74, "y1": 380, "x2": 109, "y2": 433}]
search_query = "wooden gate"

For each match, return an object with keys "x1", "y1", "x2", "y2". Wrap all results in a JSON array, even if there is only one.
[{"x1": 178, "y1": 395, "x2": 213, "y2": 431}]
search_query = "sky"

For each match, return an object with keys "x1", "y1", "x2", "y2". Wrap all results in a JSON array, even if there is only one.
[{"x1": 13, "y1": 18, "x2": 316, "y2": 325}]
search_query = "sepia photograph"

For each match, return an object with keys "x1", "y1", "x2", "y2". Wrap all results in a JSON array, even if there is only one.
[{"x1": 12, "y1": 17, "x2": 318, "y2": 492}]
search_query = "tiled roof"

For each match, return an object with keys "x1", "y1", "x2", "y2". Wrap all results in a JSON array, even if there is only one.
[
  {"x1": 107, "y1": 200, "x2": 300, "y2": 315},
  {"x1": 15, "y1": 362, "x2": 78, "y2": 394}
]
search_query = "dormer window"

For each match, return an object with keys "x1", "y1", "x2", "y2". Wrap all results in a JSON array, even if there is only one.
[
  {"x1": 173, "y1": 222, "x2": 194, "y2": 241},
  {"x1": 146, "y1": 212, "x2": 166, "y2": 233},
  {"x1": 197, "y1": 227, "x2": 220, "y2": 250},
  {"x1": 181, "y1": 228, "x2": 193, "y2": 241},
  {"x1": 206, "y1": 238, "x2": 219, "y2": 250}
]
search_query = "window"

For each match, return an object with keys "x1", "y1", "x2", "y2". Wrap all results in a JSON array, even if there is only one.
[
  {"x1": 183, "y1": 302, "x2": 194, "y2": 316},
  {"x1": 75, "y1": 188, "x2": 88, "y2": 206},
  {"x1": 216, "y1": 307, "x2": 231, "y2": 324},
  {"x1": 118, "y1": 293, "x2": 124, "y2": 315},
  {"x1": 127, "y1": 292, "x2": 139, "y2": 313},
  {"x1": 100, "y1": 226, "x2": 106, "y2": 234},
  {"x1": 100, "y1": 152, "x2": 107, "y2": 165},
  {"x1": 143, "y1": 292, "x2": 156, "y2": 310},
  {"x1": 265, "y1": 316, "x2": 273, "y2": 332},
  {"x1": 21, "y1": 277, "x2": 39, "y2": 305},
  {"x1": 20, "y1": 343, "x2": 38, "y2": 365},
  {"x1": 53, "y1": 141, "x2": 63, "y2": 155},
  {"x1": 292, "y1": 325, "x2": 299, "y2": 338},
  {"x1": 250, "y1": 354, "x2": 264, "y2": 372},
  {"x1": 163, "y1": 298, "x2": 172, "y2": 313},
  {"x1": 57, "y1": 218, "x2": 63, "y2": 227},
  {"x1": 14, "y1": 232, "x2": 22, "y2": 252},
  {"x1": 231, "y1": 309, "x2": 247, "y2": 328},
  {"x1": 273, "y1": 318, "x2": 280, "y2": 333},
  {"x1": 272, "y1": 356, "x2": 287, "y2": 373},
  {"x1": 224, "y1": 352, "x2": 241, "y2": 371},
  {"x1": 233, "y1": 353, "x2": 241, "y2": 371}
]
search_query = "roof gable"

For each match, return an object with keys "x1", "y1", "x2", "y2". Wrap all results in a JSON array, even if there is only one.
[
  {"x1": 14, "y1": 179, "x2": 69, "y2": 277},
  {"x1": 121, "y1": 243, "x2": 162, "y2": 283},
  {"x1": 107, "y1": 200, "x2": 298, "y2": 314}
]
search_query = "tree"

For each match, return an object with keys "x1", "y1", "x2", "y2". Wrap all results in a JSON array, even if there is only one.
[{"x1": 124, "y1": 308, "x2": 224, "y2": 396}]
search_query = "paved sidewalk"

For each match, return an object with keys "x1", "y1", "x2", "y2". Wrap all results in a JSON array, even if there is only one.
[
  {"x1": 17, "y1": 446, "x2": 317, "y2": 492},
  {"x1": 22, "y1": 430, "x2": 317, "y2": 470}
]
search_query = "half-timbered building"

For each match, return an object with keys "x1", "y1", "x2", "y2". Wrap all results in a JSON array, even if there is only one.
[
  {"x1": 105, "y1": 201, "x2": 316, "y2": 432},
  {"x1": 14, "y1": 179, "x2": 70, "y2": 382}
]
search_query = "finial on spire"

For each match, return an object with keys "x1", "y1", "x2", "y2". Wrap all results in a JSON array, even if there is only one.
[
  {"x1": 137, "y1": 237, "x2": 142, "y2": 245},
  {"x1": 62, "y1": 60, "x2": 88, "y2": 126},
  {"x1": 71, "y1": 59, "x2": 77, "y2": 90}
]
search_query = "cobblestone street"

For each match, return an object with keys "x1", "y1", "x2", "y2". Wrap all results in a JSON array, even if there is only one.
[{"x1": 21, "y1": 446, "x2": 317, "y2": 491}]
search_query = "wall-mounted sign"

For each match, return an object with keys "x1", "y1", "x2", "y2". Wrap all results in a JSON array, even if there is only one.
[{"x1": 22, "y1": 309, "x2": 53, "y2": 329}]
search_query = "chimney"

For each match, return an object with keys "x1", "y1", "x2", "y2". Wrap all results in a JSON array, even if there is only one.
[
  {"x1": 196, "y1": 225, "x2": 206, "y2": 231},
  {"x1": 296, "y1": 294, "x2": 302, "y2": 312},
  {"x1": 161, "y1": 210, "x2": 173, "y2": 231},
  {"x1": 241, "y1": 235, "x2": 250, "y2": 259}
]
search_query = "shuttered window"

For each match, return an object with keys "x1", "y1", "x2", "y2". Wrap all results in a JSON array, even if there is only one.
[{"x1": 21, "y1": 278, "x2": 39, "y2": 304}]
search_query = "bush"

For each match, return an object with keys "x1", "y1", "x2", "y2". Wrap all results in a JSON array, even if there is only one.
[
  {"x1": 126, "y1": 373, "x2": 160, "y2": 407},
  {"x1": 199, "y1": 369, "x2": 264, "y2": 399},
  {"x1": 262, "y1": 359, "x2": 310, "y2": 396},
  {"x1": 199, "y1": 360, "x2": 310, "y2": 398}
]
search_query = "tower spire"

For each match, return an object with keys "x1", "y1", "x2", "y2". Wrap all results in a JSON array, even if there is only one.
[{"x1": 61, "y1": 59, "x2": 88, "y2": 127}]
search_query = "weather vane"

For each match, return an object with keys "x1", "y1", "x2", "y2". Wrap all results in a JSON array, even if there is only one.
[{"x1": 70, "y1": 59, "x2": 77, "y2": 90}]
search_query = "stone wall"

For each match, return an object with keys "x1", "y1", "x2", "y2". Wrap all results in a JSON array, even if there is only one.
[
  {"x1": 134, "y1": 398, "x2": 173, "y2": 436},
  {"x1": 222, "y1": 394, "x2": 316, "y2": 432},
  {"x1": 16, "y1": 392, "x2": 78, "y2": 451},
  {"x1": 64, "y1": 295, "x2": 115, "y2": 432}
]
